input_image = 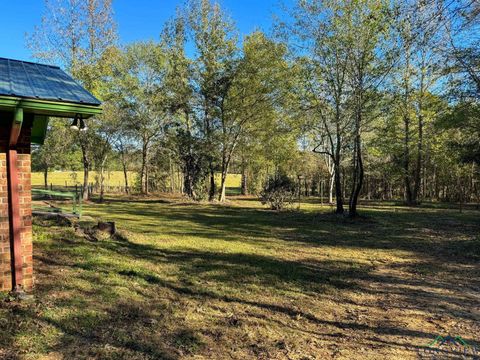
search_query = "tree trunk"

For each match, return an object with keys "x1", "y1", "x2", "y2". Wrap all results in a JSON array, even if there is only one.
[
  {"x1": 349, "y1": 132, "x2": 364, "y2": 218},
  {"x1": 99, "y1": 167, "x2": 105, "y2": 203},
  {"x1": 145, "y1": 165, "x2": 149, "y2": 194},
  {"x1": 81, "y1": 146, "x2": 90, "y2": 201},
  {"x1": 170, "y1": 159, "x2": 176, "y2": 193},
  {"x1": 122, "y1": 162, "x2": 129, "y2": 195},
  {"x1": 208, "y1": 164, "x2": 215, "y2": 201},
  {"x1": 412, "y1": 113, "x2": 423, "y2": 203},
  {"x1": 219, "y1": 172, "x2": 227, "y2": 202},
  {"x1": 329, "y1": 173, "x2": 334, "y2": 204},
  {"x1": 403, "y1": 113, "x2": 413, "y2": 205},
  {"x1": 43, "y1": 167, "x2": 48, "y2": 190},
  {"x1": 327, "y1": 157, "x2": 335, "y2": 204},
  {"x1": 82, "y1": 166, "x2": 89, "y2": 201},
  {"x1": 140, "y1": 140, "x2": 148, "y2": 194},
  {"x1": 334, "y1": 122, "x2": 344, "y2": 214},
  {"x1": 184, "y1": 153, "x2": 195, "y2": 198},
  {"x1": 99, "y1": 156, "x2": 107, "y2": 203},
  {"x1": 218, "y1": 153, "x2": 230, "y2": 202},
  {"x1": 183, "y1": 170, "x2": 194, "y2": 198},
  {"x1": 120, "y1": 149, "x2": 129, "y2": 194},
  {"x1": 348, "y1": 74, "x2": 365, "y2": 218},
  {"x1": 333, "y1": 157, "x2": 344, "y2": 214},
  {"x1": 241, "y1": 170, "x2": 248, "y2": 196}
]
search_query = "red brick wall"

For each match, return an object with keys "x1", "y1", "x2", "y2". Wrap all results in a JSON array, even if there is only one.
[
  {"x1": 0, "y1": 153, "x2": 11, "y2": 291},
  {"x1": 0, "y1": 114, "x2": 33, "y2": 292}
]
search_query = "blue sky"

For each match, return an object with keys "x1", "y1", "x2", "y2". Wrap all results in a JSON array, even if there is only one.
[{"x1": 0, "y1": 0, "x2": 285, "y2": 62}]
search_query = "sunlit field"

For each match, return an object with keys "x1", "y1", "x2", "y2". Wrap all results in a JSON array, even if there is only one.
[
  {"x1": 31, "y1": 171, "x2": 137, "y2": 188},
  {"x1": 31, "y1": 172, "x2": 242, "y2": 192},
  {"x1": 1, "y1": 195, "x2": 478, "y2": 359}
]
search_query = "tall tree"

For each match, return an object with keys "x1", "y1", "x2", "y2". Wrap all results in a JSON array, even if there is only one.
[
  {"x1": 284, "y1": 0, "x2": 393, "y2": 216},
  {"x1": 162, "y1": 14, "x2": 200, "y2": 198},
  {"x1": 110, "y1": 43, "x2": 167, "y2": 194},
  {"x1": 345, "y1": 0, "x2": 393, "y2": 217},
  {"x1": 393, "y1": 1, "x2": 444, "y2": 205},
  {"x1": 29, "y1": 0, "x2": 117, "y2": 200},
  {"x1": 216, "y1": 32, "x2": 290, "y2": 201},
  {"x1": 284, "y1": 0, "x2": 353, "y2": 214},
  {"x1": 188, "y1": 0, "x2": 238, "y2": 201}
]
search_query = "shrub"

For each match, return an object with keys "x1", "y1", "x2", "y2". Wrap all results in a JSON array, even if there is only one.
[{"x1": 260, "y1": 173, "x2": 297, "y2": 210}]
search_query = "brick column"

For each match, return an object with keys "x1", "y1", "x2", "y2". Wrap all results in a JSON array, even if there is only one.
[
  {"x1": 18, "y1": 148, "x2": 33, "y2": 291},
  {"x1": 0, "y1": 153, "x2": 11, "y2": 291},
  {"x1": 0, "y1": 116, "x2": 33, "y2": 292}
]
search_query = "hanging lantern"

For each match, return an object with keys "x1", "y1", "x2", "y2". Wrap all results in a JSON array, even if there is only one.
[
  {"x1": 70, "y1": 114, "x2": 80, "y2": 130},
  {"x1": 79, "y1": 118, "x2": 88, "y2": 132},
  {"x1": 70, "y1": 114, "x2": 88, "y2": 131}
]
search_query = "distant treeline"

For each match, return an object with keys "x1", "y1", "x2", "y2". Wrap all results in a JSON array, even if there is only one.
[{"x1": 30, "y1": 0, "x2": 480, "y2": 215}]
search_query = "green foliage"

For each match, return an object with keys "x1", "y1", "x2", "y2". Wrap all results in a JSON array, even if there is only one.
[
  {"x1": 29, "y1": 0, "x2": 480, "y2": 205},
  {"x1": 31, "y1": 119, "x2": 79, "y2": 183},
  {"x1": 439, "y1": 102, "x2": 480, "y2": 166},
  {"x1": 260, "y1": 173, "x2": 297, "y2": 210}
]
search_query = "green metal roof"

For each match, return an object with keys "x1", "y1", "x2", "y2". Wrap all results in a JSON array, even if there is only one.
[
  {"x1": 0, "y1": 58, "x2": 101, "y2": 106},
  {"x1": 0, "y1": 57, "x2": 102, "y2": 145}
]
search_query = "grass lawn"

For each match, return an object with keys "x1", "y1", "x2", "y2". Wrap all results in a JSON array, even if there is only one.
[
  {"x1": 1, "y1": 195, "x2": 479, "y2": 359},
  {"x1": 31, "y1": 172, "x2": 241, "y2": 192},
  {"x1": 31, "y1": 171, "x2": 138, "y2": 188}
]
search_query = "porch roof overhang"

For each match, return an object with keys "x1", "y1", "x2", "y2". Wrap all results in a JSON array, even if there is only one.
[
  {"x1": 0, "y1": 96, "x2": 103, "y2": 144},
  {"x1": 0, "y1": 96, "x2": 102, "y2": 145},
  {"x1": 0, "y1": 95, "x2": 103, "y2": 118},
  {"x1": 0, "y1": 57, "x2": 102, "y2": 144}
]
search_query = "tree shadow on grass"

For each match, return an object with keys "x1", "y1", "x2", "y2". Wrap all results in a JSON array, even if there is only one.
[
  {"x1": 97, "y1": 199, "x2": 480, "y2": 270},
  {"x1": 49, "y1": 225, "x2": 478, "y2": 335},
  {"x1": 90, "y1": 197, "x2": 172, "y2": 205},
  {"x1": 83, "y1": 200, "x2": 480, "y2": 326},
  {"x1": 111, "y1": 257, "x2": 478, "y2": 357},
  {"x1": 8, "y1": 298, "x2": 181, "y2": 359},
  {"x1": 5, "y1": 202, "x2": 477, "y2": 359},
  {"x1": 89, "y1": 198, "x2": 480, "y2": 313},
  {"x1": 107, "y1": 233, "x2": 479, "y2": 319}
]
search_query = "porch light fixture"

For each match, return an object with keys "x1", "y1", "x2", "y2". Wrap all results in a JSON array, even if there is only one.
[
  {"x1": 70, "y1": 115, "x2": 80, "y2": 130},
  {"x1": 70, "y1": 114, "x2": 88, "y2": 131}
]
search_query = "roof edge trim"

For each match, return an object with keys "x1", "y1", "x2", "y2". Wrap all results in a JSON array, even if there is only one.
[{"x1": 0, "y1": 96, "x2": 102, "y2": 118}]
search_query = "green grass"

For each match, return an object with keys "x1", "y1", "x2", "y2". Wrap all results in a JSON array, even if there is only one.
[
  {"x1": 32, "y1": 171, "x2": 242, "y2": 193},
  {"x1": 1, "y1": 196, "x2": 479, "y2": 359},
  {"x1": 32, "y1": 171, "x2": 242, "y2": 189},
  {"x1": 32, "y1": 171, "x2": 137, "y2": 188}
]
